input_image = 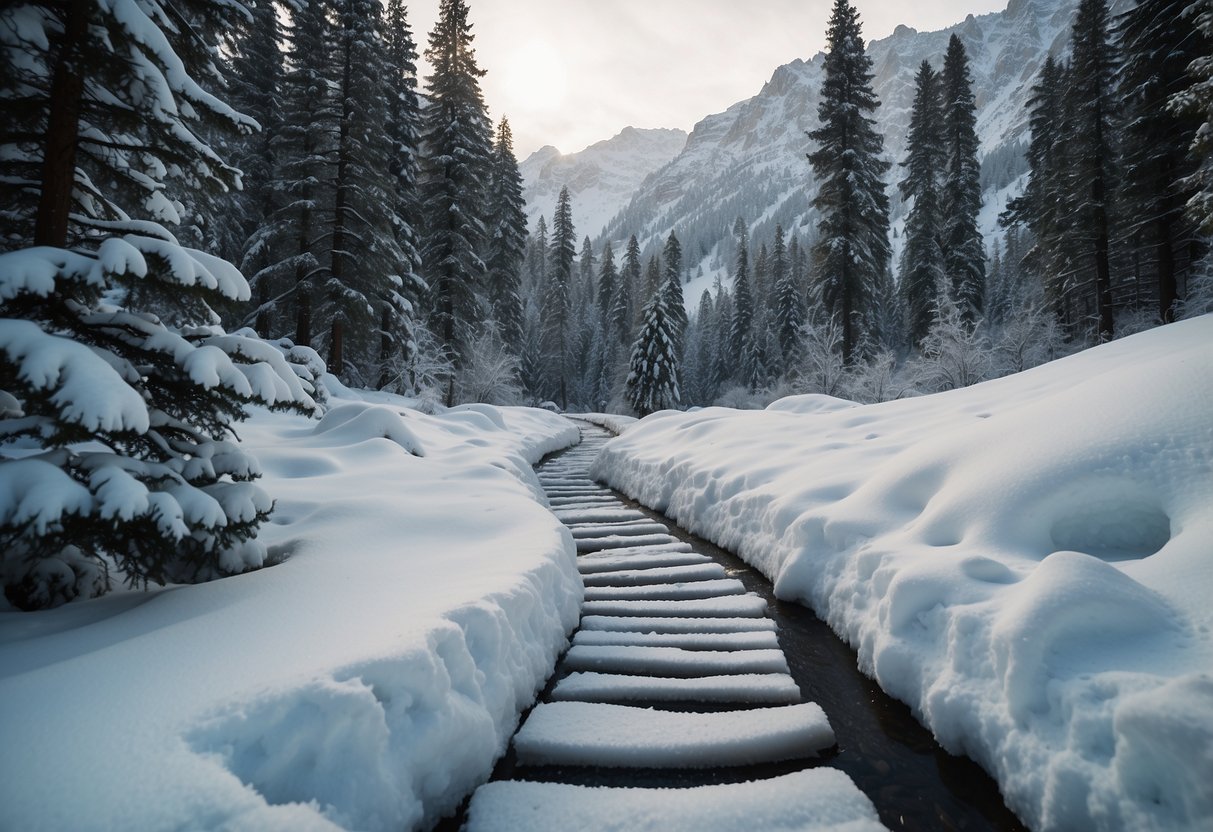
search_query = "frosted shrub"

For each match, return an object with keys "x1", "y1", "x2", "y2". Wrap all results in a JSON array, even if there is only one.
[{"x1": 456, "y1": 327, "x2": 523, "y2": 405}]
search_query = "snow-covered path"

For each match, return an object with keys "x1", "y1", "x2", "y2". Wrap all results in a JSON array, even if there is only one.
[{"x1": 463, "y1": 427, "x2": 886, "y2": 832}]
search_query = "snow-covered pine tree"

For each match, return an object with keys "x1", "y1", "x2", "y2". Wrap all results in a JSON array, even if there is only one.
[
  {"x1": 420, "y1": 0, "x2": 493, "y2": 363},
  {"x1": 808, "y1": 0, "x2": 892, "y2": 364},
  {"x1": 1067, "y1": 0, "x2": 1119, "y2": 340},
  {"x1": 0, "y1": 0, "x2": 318, "y2": 609},
  {"x1": 731, "y1": 256, "x2": 755, "y2": 375},
  {"x1": 579, "y1": 236, "x2": 595, "y2": 306},
  {"x1": 900, "y1": 60, "x2": 947, "y2": 346},
  {"x1": 1168, "y1": 0, "x2": 1213, "y2": 238},
  {"x1": 379, "y1": 0, "x2": 426, "y2": 387},
  {"x1": 625, "y1": 279, "x2": 681, "y2": 417},
  {"x1": 597, "y1": 241, "x2": 618, "y2": 338},
  {"x1": 712, "y1": 282, "x2": 735, "y2": 390},
  {"x1": 322, "y1": 0, "x2": 412, "y2": 380},
  {"x1": 940, "y1": 35, "x2": 985, "y2": 322},
  {"x1": 614, "y1": 234, "x2": 641, "y2": 345},
  {"x1": 1117, "y1": 0, "x2": 1210, "y2": 321},
  {"x1": 225, "y1": 0, "x2": 287, "y2": 305},
  {"x1": 485, "y1": 118, "x2": 527, "y2": 355},
  {"x1": 643, "y1": 254, "x2": 662, "y2": 305},
  {"x1": 525, "y1": 215, "x2": 547, "y2": 296},
  {"x1": 663, "y1": 231, "x2": 688, "y2": 347},
  {"x1": 772, "y1": 224, "x2": 802, "y2": 370},
  {"x1": 753, "y1": 242, "x2": 770, "y2": 316},
  {"x1": 542, "y1": 185, "x2": 576, "y2": 407},
  {"x1": 241, "y1": 0, "x2": 337, "y2": 349},
  {"x1": 1002, "y1": 56, "x2": 1069, "y2": 323},
  {"x1": 687, "y1": 290, "x2": 718, "y2": 405}
]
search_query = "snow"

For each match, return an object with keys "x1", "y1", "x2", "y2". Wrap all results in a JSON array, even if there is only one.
[
  {"x1": 564, "y1": 645, "x2": 789, "y2": 676},
  {"x1": 582, "y1": 578, "x2": 746, "y2": 601},
  {"x1": 578, "y1": 614, "x2": 778, "y2": 634},
  {"x1": 576, "y1": 532, "x2": 681, "y2": 551},
  {"x1": 552, "y1": 671, "x2": 802, "y2": 704},
  {"x1": 581, "y1": 562, "x2": 729, "y2": 586},
  {"x1": 575, "y1": 411, "x2": 640, "y2": 434},
  {"x1": 0, "y1": 318, "x2": 150, "y2": 433},
  {"x1": 465, "y1": 769, "x2": 884, "y2": 832},
  {"x1": 513, "y1": 701, "x2": 835, "y2": 768},
  {"x1": 578, "y1": 549, "x2": 712, "y2": 573},
  {"x1": 573, "y1": 629, "x2": 782, "y2": 650},
  {"x1": 0, "y1": 389, "x2": 581, "y2": 831},
  {"x1": 592, "y1": 316, "x2": 1213, "y2": 832},
  {"x1": 582, "y1": 595, "x2": 770, "y2": 618}
]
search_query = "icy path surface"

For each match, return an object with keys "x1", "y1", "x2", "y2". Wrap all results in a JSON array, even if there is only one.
[{"x1": 464, "y1": 425, "x2": 885, "y2": 832}]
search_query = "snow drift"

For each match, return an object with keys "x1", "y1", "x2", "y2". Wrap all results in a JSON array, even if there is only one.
[
  {"x1": 0, "y1": 390, "x2": 581, "y2": 831},
  {"x1": 592, "y1": 316, "x2": 1213, "y2": 832}
]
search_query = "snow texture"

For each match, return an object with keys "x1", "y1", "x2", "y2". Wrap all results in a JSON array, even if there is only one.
[
  {"x1": 513, "y1": 701, "x2": 834, "y2": 768},
  {"x1": 465, "y1": 768, "x2": 884, "y2": 832},
  {"x1": 551, "y1": 671, "x2": 802, "y2": 704},
  {"x1": 0, "y1": 391, "x2": 581, "y2": 831},
  {"x1": 564, "y1": 644, "x2": 789, "y2": 677},
  {"x1": 593, "y1": 317, "x2": 1213, "y2": 832}
]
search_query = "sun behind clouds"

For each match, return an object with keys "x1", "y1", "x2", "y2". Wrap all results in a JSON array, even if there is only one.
[{"x1": 499, "y1": 38, "x2": 569, "y2": 115}]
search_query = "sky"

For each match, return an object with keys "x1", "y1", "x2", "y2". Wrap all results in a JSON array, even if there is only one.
[{"x1": 408, "y1": 1, "x2": 1011, "y2": 161}]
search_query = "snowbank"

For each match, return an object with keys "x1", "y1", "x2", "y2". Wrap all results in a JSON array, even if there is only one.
[
  {"x1": 592, "y1": 316, "x2": 1213, "y2": 832},
  {"x1": 0, "y1": 390, "x2": 582, "y2": 831},
  {"x1": 573, "y1": 411, "x2": 640, "y2": 435}
]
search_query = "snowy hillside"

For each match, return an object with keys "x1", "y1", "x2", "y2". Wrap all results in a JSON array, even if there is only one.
[
  {"x1": 593, "y1": 315, "x2": 1213, "y2": 832},
  {"x1": 0, "y1": 392, "x2": 581, "y2": 832},
  {"x1": 520, "y1": 126, "x2": 687, "y2": 241},
  {"x1": 600, "y1": 0, "x2": 1124, "y2": 306}
]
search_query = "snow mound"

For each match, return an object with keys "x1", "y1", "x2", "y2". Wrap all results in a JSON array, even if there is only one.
[
  {"x1": 0, "y1": 398, "x2": 581, "y2": 831},
  {"x1": 592, "y1": 316, "x2": 1213, "y2": 832},
  {"x1": 763, "y1": 394, "x2": 858, "y2": 415}
]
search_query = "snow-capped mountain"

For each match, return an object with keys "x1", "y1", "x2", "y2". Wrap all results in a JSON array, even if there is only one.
[
  {"x1": 520, "y1": 126, "x2": 688, "y2": 242},
  {"x1": 598, "y1": 0, "x2": 1114, "y2": 305}
]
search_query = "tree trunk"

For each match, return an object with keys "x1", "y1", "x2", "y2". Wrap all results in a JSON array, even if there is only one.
[
  {"x1": 1157, "y1": 219, "x2": 1177, "y2": 324},
  {"x1": 329, "y1": 317, "x2": 344, "y2": 377},
  {"x1": 34, "y1": 0, "x2": 89, "y2": 248}
]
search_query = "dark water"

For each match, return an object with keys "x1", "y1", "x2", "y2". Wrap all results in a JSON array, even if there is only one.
[{"x1": 435, "y1": 438, "x2": 1027, "y2": 832}]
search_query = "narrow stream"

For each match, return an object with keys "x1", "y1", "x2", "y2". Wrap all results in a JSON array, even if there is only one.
[{"x1": 438, "y1": 430, "x2": 1027, "y2": 831}]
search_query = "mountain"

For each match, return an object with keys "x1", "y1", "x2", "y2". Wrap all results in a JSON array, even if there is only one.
[
  {"x1": 598, "y1": 0, "x2": 1114, "y2": 308},
  {"x1": 519, "y1": 126, "x2": 688, "y2": 242}
]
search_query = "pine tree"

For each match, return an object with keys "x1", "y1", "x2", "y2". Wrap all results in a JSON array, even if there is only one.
[
  {"x1": 1169, "y1": 0, "x2": 1213, "y2": 237},
  {"x1": 940, "y1": 35, "x2": 985, "y2": 322},
  {"x1": 419, "y1": 0, "x2": 493, "y2": 361},
  {"x1": 597, "y1": 241, "x2": 618, "y2": 336},
  {"x1": 526, "y1": 215, "x2": 548, "y2": 295},
  {"x1": 663, "y1": 231, "x2": 688, "y2": 346},
  {"x1": 240, "y1": 0, "x2": 338, "y2": 349},
  {"x1": 1119, "y1": 0, "x2": 1210, "y2": 321},
  {"x1": 773, "y1": 224, "x2": 803, "y2": 366},
  {"x1": 613, "y1": 235, "x2": 641, "y2": 346},
  {"x1": 579, "y1": 236, "x2": 596, "y2": 304},
  {"x1": 1068, "y1": 0, "x2": 1119, "y2": 340},
  {"x1": 730, "y1": 263, "x2": 755, "y2": 378},
  {"x1": 543, "y1": 185, "x2": 576, "y2": 407},
  {"x1": 226, "y1": 0, "x2": 288, "y2": 309},
  {"x1": 0, "y1": 0, "x2": 318, "y2": 608},
  {"x1": 900, "y1": 60, "x2": 948, "y2": 345},
  {"x1": 643, "y1": 254, "x2": 663, "y2": 303},
  {"x1": 1003, "y1": 56, "x2": 1069, "y2": 322},
  {"x1": 625, "y1": 282, "x2": 681, "y2": 417},
  {"x1": 322, "y1": 0, "x2": 412, "y2": 380},
  {"x1": 380, "y1": 0, "x2": 425, "y2": 386},
  {"x1": 808, "y1": 0, "x2": 892, "y2": 363},
  {"x1": 485, "y1": 118, "x2": 527, "y2": 354}
]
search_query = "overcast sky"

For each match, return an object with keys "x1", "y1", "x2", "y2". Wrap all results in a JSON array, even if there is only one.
[{"x1": 408, "y1": 1, "x2": 1009, "y2": 161}]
